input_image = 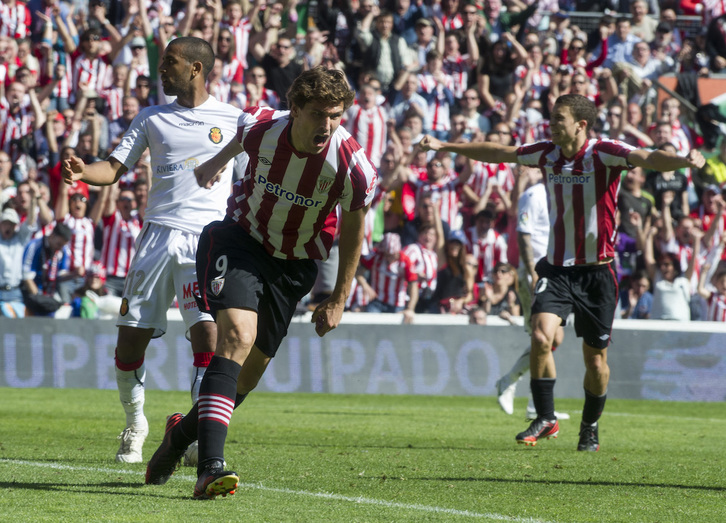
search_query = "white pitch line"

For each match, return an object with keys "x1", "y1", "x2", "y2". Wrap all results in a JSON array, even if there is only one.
[{"x1": 1, "y1": 459, "x2": 553, "y2": 523}]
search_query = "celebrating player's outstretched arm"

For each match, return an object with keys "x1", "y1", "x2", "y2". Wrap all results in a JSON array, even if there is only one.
[{"x1": 62, "y1": 155, "x2": 127, "y2": 186}]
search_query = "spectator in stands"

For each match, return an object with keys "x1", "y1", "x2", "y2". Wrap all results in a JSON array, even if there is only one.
[
  {"x1": 481, "y1": 0, "x2": 538, "y2": 43},
  {"x1": 465, "y1": 208, "x2": 509, "y2": 286},
  {"x1": 690, "y1": 184, "x2": 725, "y2": 251},
  {"x1": 599, "y1": 16, "x2": 641, "y2": 70},
  {"x1": 616, "y1": 166, "x2": 653, "y2": 279},
  {"x1": 14, "y1": 180, "x2": 52, "y2": 229},
  {"x1": 98, "y1": 185, "x2": 143, "y2": 296},
  {"x1": 417, "y1": 49, "x2": 455, "y2": 140},
  {"x1": 403, "y1": 219, "x2": 444, "y2": 314},
  {"x1": 0, "y1": 206, "x2": 35, "y2": 317},
  {"x1": 392, "y1": 0, "x2": 429, "y2": 46},
  {"x1": 108, "y1": 96, "x2": 140, "y2": 153},
  {"x1": 697, "y1": 256, "x2": 726, "y2": 322},
  {"x1": 251, "y1": 36, "x2": 302, "y2": 109},
  {"x1": 645, "y1": 228, "x2": 699, "y2": 321},
  {"x1": 356, "y1": 10, "x2": 415, "y2": 92},
  {"x1": 21, "y1": 221, "x2": 72, "y2": 317},
  {"x1": 477, "y1": 34, "x2": 525, "y2": 111},
  {"x1": 629, "y1": 0, "x2": 658, "y2": 42},
  {"x1": 645, "y1": 142, "x2": 690, "y2": 222},
  {"x1": 696, "y1": 139, "x2": 726, "y2": 194},
  {"x1": 619, "y1": 269, "x2": 653, "y2": 319},
  {"x1": 132, "y1": 75, "x2": 156, "y2": 109},
  {"x1": 400, "y1": 191, "x2": 451, "y2": 247},
  {"x1": 344, "y1": 84, "x2": 389, "y2": 168},
  {"x1": 387, "y1": 71, "x2": 427, "y2": 127},
  {"x1": 54, "y1": 179, "x2": 104, "y2": 301},
  {"x1": 432, "y1": 229, "x2": 475, "y2": 314},
  {"x1": 360, "y1": 232, "x2": 419, "y2": 322},
  {"x1": 1, "y1": 81, "x2": 46, "y2": 166},
  {"x1": 443, "y1": 28, "x2": 479, "y2": 100},
  {"x1": 70, "y1": 261, "x2": 114, "y2": 319},
  {"x1": 459, "y1": 89, "x2": 490, "y2": 139},
  {"x1": 479, "y1": 261, "x2": 520, "y2": 323}
]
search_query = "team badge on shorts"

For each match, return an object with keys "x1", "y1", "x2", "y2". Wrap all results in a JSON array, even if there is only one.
[
  {"x1": 211, "y1": 277, "x2": 225, "y2": 296},
  {"x1": 120, "y1": 298, "x2": 129, "y2": 316},
  {"x1": 208, "y1": 127, "x2": 223, "y2": 144}
]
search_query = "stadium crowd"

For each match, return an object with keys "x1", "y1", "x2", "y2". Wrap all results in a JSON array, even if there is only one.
[{"x1": 2, "y1": 0, "x2": 726, "y2": 322}]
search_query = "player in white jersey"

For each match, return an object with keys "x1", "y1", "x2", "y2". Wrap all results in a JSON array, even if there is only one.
[
  {"x1": 62, "y1": 37, "x2": 244, "y2": 465},
  {"x1": 421, "y1": 94, "x2": 705, "y2": 452},
  {"x1": 144, "y1": 67, "x2": 376, "y2": 499},
  {"x1": 495, "y1": 167, "x2": 568, "y2": 420}
]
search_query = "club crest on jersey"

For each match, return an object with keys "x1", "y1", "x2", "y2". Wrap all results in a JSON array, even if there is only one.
[
  {"x1": 208, "y1": 127, "x2": 223, "y2": 144},
  {"x1": 211, "y1": 277, "x2": 225, "y2": 296},
  {"x1": 120, "y1": 298, "x2": 129, "y2": 316},
  {"x1": 317, "y1": 176, "x2": 334, "y2": 194}
]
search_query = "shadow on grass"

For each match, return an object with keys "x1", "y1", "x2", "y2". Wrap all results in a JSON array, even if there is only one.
[{"x1": 404, "y1": 476, "x2": 726, "y2": 492}]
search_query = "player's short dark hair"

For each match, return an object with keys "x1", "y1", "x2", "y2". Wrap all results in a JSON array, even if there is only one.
[
  {"x1": 554, "y1": 94, "x2": 598, "y2": 133},
  {"x1": 167, "y1": 36, "x2": 215, "y2": 80},
  {"x1": 287, "y1": 66, "x2": 355, "y2": 112}
]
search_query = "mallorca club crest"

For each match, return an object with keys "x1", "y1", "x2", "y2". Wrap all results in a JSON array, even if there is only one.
[
  {"x1": 119, "y1": 298, "x2": 129, "y2": 316},
  {"x1": 208, "y1": 127, "x2": 223, "y2": 144},
  {"x1": 211, "y1": 277, "x2": 225, "y2": 296},
  {"x1": 317, "y1": 176, "x2": 335, "y2": 194}
]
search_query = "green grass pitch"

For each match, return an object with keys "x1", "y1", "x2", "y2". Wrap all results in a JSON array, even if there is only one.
[{"x1": 0, "y1": 388, "x2": 724, "y2": 522}]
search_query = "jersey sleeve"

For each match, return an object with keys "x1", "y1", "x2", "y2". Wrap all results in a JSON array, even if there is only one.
[
  {"x1": 516, "y1": 141, "x2": 554, "y2": 168},
  {"x1": 337, "y1": 137, "x2": 378, "y2": 213},
  {"x1": 109, "y1": 109, "x2": 150, "y2": 168},
  {"x1": 596, "y1": 139, "x2": 637, "y2": 169}
]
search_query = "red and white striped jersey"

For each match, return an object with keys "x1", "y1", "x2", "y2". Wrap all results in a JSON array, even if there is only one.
[
  {"x1": 465, "y1": 225, "x2": 508, "y2": 282},
  {"x1": 61, "y1": 214, "x2": 96, "y2": 272},
  {"x1": 517, "y1": 139, "x2": 635, "y2": 266},
  {"x1": 417, "y1": 71, "x2": 454, "y2": 132},
  {"x1": 361, "y1": 250, "x2": 417, "y2": 307},
  {"x1": 704, "y1": 290, "x2": 726, "y2": 322},
  {"x1": 514, "y1": 64, "x2": 552, "y2": 101},
  {"x1": 71, "y1": 52, "x2": 112, "y2": 97},
  {"x1": 702, "y1": 0, "x2": 726, "y2": 25},
  {"x1": 229, "y1": 107, "x2": 377, "y2": 260},
  {"x1": 100, "y1": 210, "x2": 142, "y2": 278},
  {"x1": 0, "y1": 106, "x2": 33, "y2": 157},
  {"x1": 412, "y1": 171, "x2": 462, "y2": 226},
  {"x1": 466, "y1": 161, "x2": 515, "y2": 197},
  {"x1": 207, "y1": 80, "x2": 232, "y2": 103},
  {"x1": 343, "y1": 104, "x2": 388, "y2": 168},
  {"x1": 0, "y1": 1, "x2": 31, "y2": 38},
  {"x1": 402, "y1": 241, "x2": 438, "y2": 292},
  {"x1": 37, "y1": 48, "x2": 73, "y2": 100},
  {"x1": 221, "y1": 18, "x2": 253, "y2": 69},
  {"x1": 441, "y1": 13, "x2": 463, "y2": 31},
  {"x1": 442, "y1": 54, "x2": 471, "y2": 99},
  {"x1": 102, "y1": 85, "x2": 125, "y2": 121},
  {"x1": 222, "y1": 58, "x2": 244, "y2": 84}
]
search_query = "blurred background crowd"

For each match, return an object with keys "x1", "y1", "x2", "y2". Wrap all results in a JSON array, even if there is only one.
[{"x1": 2, "y1": 0, "x2": 726, "y2": 323}]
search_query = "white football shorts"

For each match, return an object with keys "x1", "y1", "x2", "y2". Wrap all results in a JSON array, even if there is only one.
[{"x1": 116, "y1": 222, "x2": 212, "y2": 338}]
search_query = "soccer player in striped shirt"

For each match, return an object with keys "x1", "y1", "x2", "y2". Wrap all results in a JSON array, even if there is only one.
[
  {"x1": 421, "y1": 94, "x2": 706, "y2": 452},
  {"x1": 144, "y1": 67, "x2": 377, "y2": 498}
]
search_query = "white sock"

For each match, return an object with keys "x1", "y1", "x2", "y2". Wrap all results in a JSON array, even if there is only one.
[
  {"x1": 505, "y1": 348, "x2": 531, "y2": 383},
  {"x1": 116, "y1": 364, "x2": 147, "y2": 430},
  {"x1": 191, "y1": 365, "x2": 206, "y2": 404}
]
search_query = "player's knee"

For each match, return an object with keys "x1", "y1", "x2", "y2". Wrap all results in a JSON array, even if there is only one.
[
  {"x1": 531, "y1": 329, "x2": 554, "y2": 352},
  {"x1": 220, "y1": 324, "x2": 256, "y2": 353}
]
